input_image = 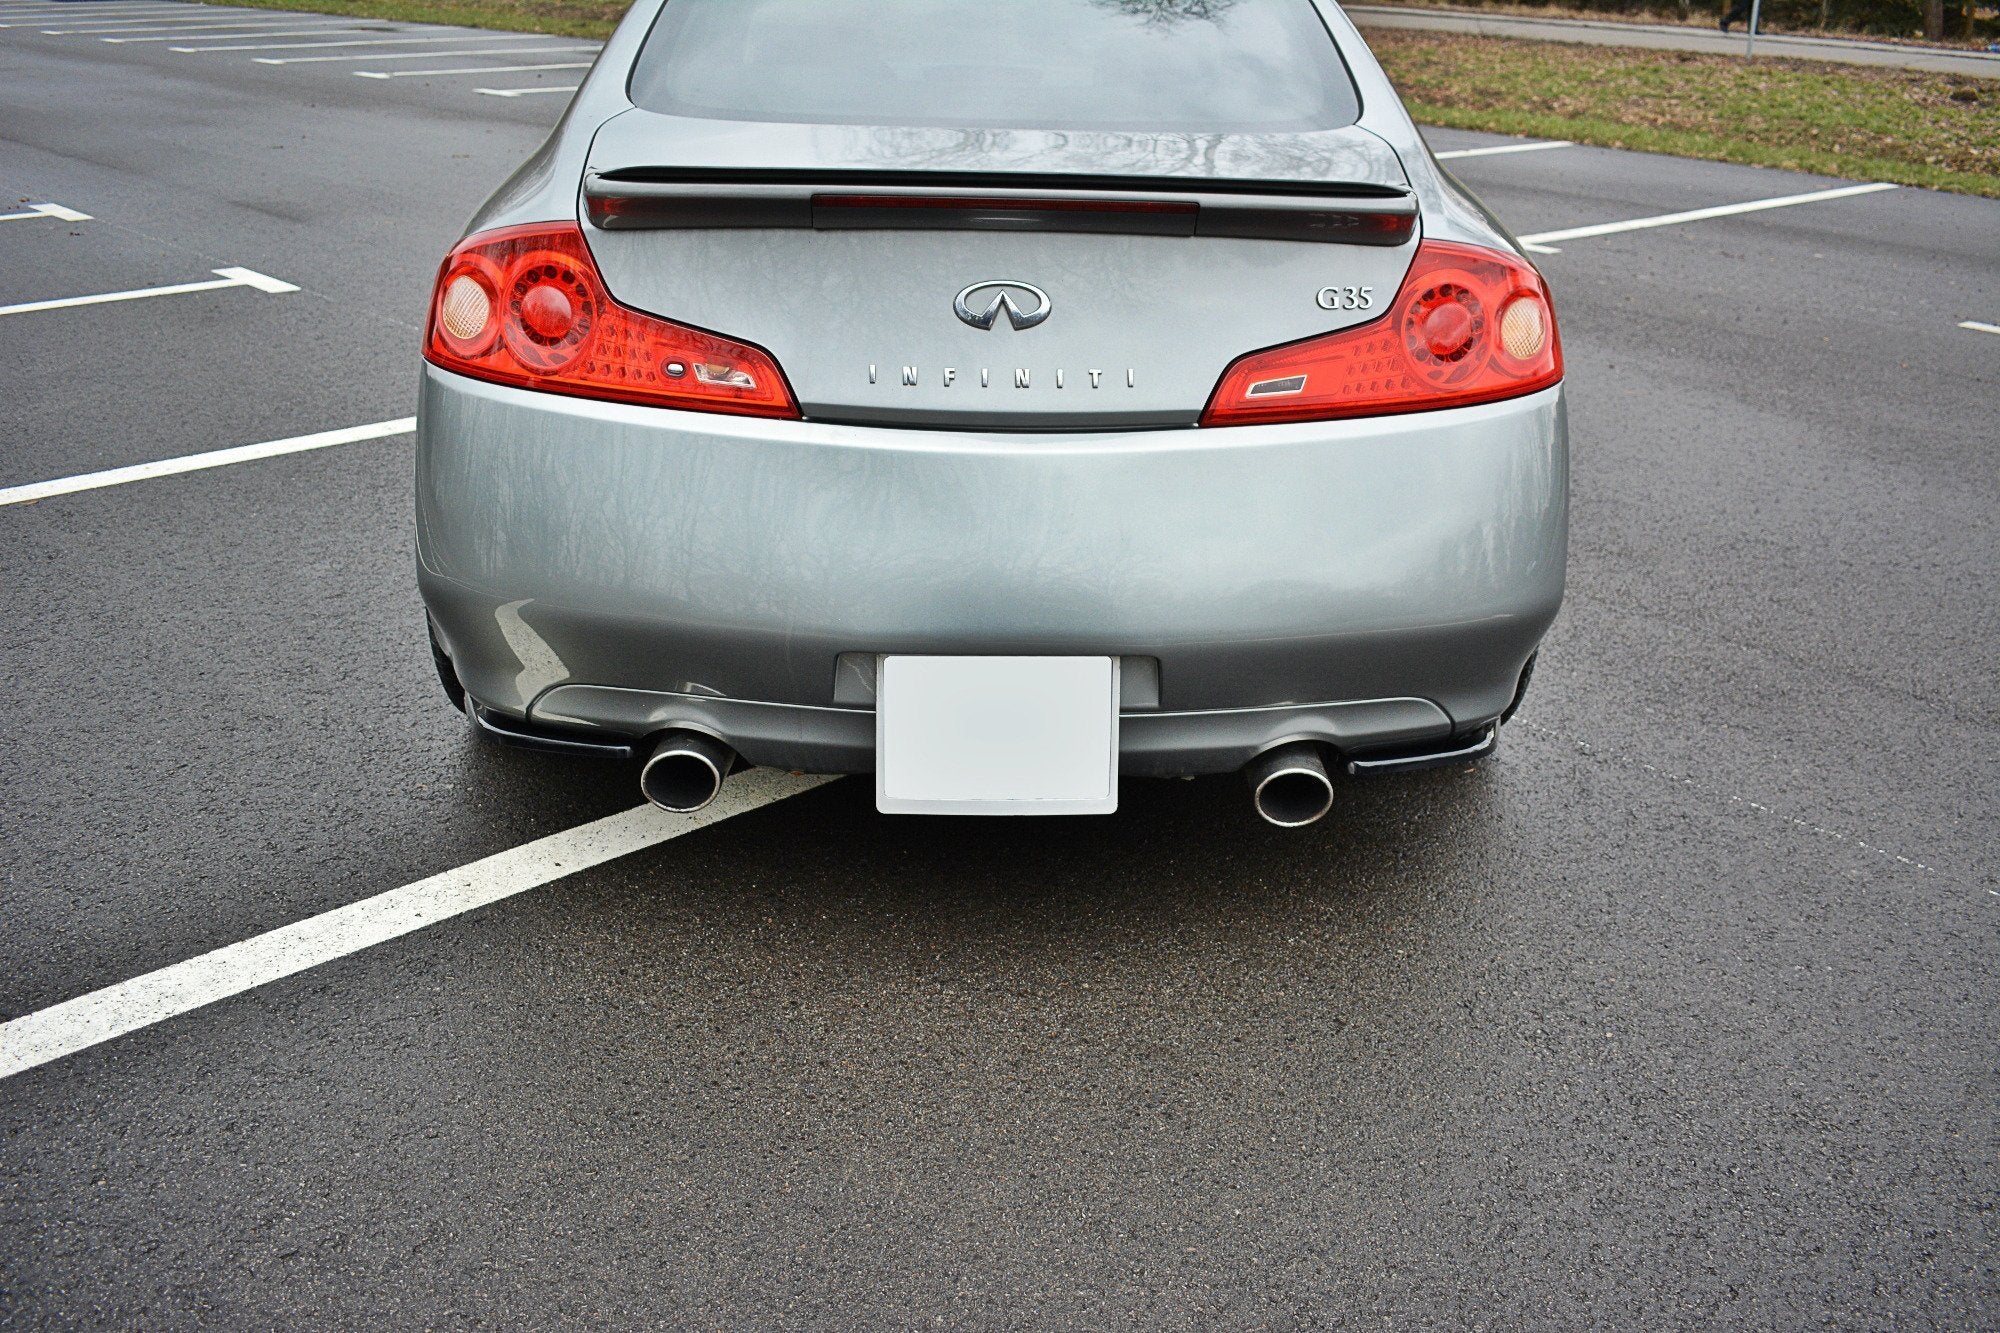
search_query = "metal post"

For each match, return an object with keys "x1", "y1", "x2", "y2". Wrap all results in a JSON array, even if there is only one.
[{"x1": 1745, "y1": 0, "x2": 1762, "y2": 55}]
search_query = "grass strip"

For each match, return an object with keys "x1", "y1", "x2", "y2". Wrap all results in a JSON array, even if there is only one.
[
  {"x1": 1365, "y1": 30, "x2": 1999, "y2": 197},
  {"x1": 1357, "y1": 0, "x2": 1999, "y2": 49}
]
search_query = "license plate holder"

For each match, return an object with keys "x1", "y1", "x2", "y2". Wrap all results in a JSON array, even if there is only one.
[{"x1": 875, "y1": 656, "x2": 1119, "y2": 815}]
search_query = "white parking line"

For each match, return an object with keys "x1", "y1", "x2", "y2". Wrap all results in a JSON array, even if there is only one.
[
  {"x1": 0, "y1": 5, "x2": 188, "y2": 21},
  {"x1": 0, "y1": 266, "x2": 296, "y2": 319},
  {"x1": 0, "y1": 201, "x2": 91, "y2": 222},
  {"x1": 1517, "y1": 181, "x2": 1897, "y2": 253},
  {"x1": 181, "y1": 32, "x2": 554, "y2": 51},
  {"x1": 0, "y1": 1, "x2": 195, "y2": 12},
  {"x1": 0, "y1": 417, "x2": 415, "y2": 507},
  {"x1": 0, "y1": 6, "x2": 192, "y2": 16},
  {"x1": 67, "y1": 17, "x2": 297, "y2": 32},
  {"x1": 0, "y1": 7, "x2": 188, "y2": 15},
  {"x1": 31, "y1": 5, "x2": 271, "y2": 17},
  {"x1": 0, "y1": 418, "x2": 414, "y2": 506},
  {"x1": 55, "y1": 18, "x2": 314, "y2": 31},
  {"x1": 0, "y1": 1, "x2": 199, "y2": 9},
  {"x1": 256, "y1": 43, "x2": 590, "y2": 63},
  {"x1": 0, "y1": 776, "x2": 831, "y2": 1080},
  {"x1": 54, "y1": 17, "x2": 336, "y2": 32},
  {"x1": 1, "y1": 1, "x2": 230, "y2": 9},
  {"x1": 104, "y1": 26, "x2": 371, "y2": 41},
  {"x1": 1960, "y1": 320, "x2": 2000, "y2": 336},
  {"x1": 477, "y1": 84, "x2": 579, "y2": 97},
  {"x1": 0, "y1": 3, "x2": 192, "y2": 13},
  {"x1": 1435, "y1": 140, "x2": 1573, "y2": 160},
  {"x1": 0, "y1": 8, "x2": 180, "y2": 20},
  {"x1": 357, "y1": 60, "x2": 589, "y2": 78},
  {"x1": 37, "y1": 8, "x2": 289, "y2": 18}
]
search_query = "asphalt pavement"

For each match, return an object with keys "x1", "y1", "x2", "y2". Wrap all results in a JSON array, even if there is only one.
[{"x1": 1, "y1": 1, "x2": 1996, "y2": 1326}]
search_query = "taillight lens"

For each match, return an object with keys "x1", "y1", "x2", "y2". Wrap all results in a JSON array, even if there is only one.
[
  {"x1": 423, "y1": 222, "x2": 798, "y2": 419},
  {"x1": 1200, "y1": 240, "x2": 1562, "y2": 427}
]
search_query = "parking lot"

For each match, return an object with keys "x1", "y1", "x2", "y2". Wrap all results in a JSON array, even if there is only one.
[{"x1": 2, "y1": 0, "x2": 1996, "y2": 1323}]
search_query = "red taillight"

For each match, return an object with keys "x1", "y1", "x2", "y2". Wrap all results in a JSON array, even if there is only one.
[
  {"x1": 1200, "y1": 240, "x2": 1562, "y2": 427},
  {"x1": 423, "y1": 222, "x2": 799, "y2": 419}
]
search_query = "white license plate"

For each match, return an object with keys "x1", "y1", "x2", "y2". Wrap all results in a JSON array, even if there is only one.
[{"x1": 875, "y1": 656, "x2": 1119, "y2": 815}]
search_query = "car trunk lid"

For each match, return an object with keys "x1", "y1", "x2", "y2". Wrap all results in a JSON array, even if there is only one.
[{"x1": 580, "y1": 110, "x2": 1419, "y2": 429}]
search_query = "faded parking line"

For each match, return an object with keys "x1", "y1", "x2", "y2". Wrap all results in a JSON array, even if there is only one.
[
  {"x1": 1518, "y1": 722, "x2": 1942, "y2": 876},
  {"x1": 70, "y1": 19, "x2": 341, "y2": 34},
  {"x1": 0, "y1": 417, "x2": 414, "y2": 507},
  {"x1": 0, "y1": 6, "x2": 190, "y2": 23},
  {"x1": 73, "y1": 20, "x2": 343, "y2": 34},
  {"x1": 251, "y1": 42, "x2": 590, "y2": 63},
  {"x1": 106, "y1": 26, "x2": 367, "y2": 42},
  {"x1": 176, "y1": 33, "x2": 557, "y2": 51},
  {"x1": 357, "y1": 60, "x2": 589, "y2": 78},
  {"x1": 0, "y1": 774, "x2": 832, "y2": 1080}
]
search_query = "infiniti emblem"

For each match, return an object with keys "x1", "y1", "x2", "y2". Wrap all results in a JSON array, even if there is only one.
[{"x1": 953, "y1": 280, "x2": 1051, "y2": 331}]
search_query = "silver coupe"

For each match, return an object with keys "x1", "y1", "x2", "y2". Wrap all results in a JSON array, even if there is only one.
[{"x1": 417, "y1": 0, "x2": 1568, "y2": 825}]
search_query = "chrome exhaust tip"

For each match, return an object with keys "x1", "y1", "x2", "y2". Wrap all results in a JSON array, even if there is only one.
[
  {"x1": 1244, "y1": 742, "x2": 1334, "y2": 828},
  {"x1": 639, "y1": 730, "x2": 737, "y2": 813}
]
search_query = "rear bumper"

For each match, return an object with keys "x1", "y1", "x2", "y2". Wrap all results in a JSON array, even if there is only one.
[{"x1": 417, "y1": 368, "x2": 1567, "y2": 773}]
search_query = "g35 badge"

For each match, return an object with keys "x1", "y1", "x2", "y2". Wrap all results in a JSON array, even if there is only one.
[{"x1": 1316, "y1": 285, "x2": 1375, "y2": 312}]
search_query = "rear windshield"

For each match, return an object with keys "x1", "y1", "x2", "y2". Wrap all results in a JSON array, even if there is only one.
[{"x1": 626, "y1": 0, "x2": 1361, "y2": 134}]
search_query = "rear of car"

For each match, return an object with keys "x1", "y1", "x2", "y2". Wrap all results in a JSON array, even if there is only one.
[{"x1": 416, "y1": 0, "x2": 1567, "y2": 823}]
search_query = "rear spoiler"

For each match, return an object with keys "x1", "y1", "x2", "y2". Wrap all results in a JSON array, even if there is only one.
[{"x1": 583, "y1": 169, "x2": 1416, "y2": 246}]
